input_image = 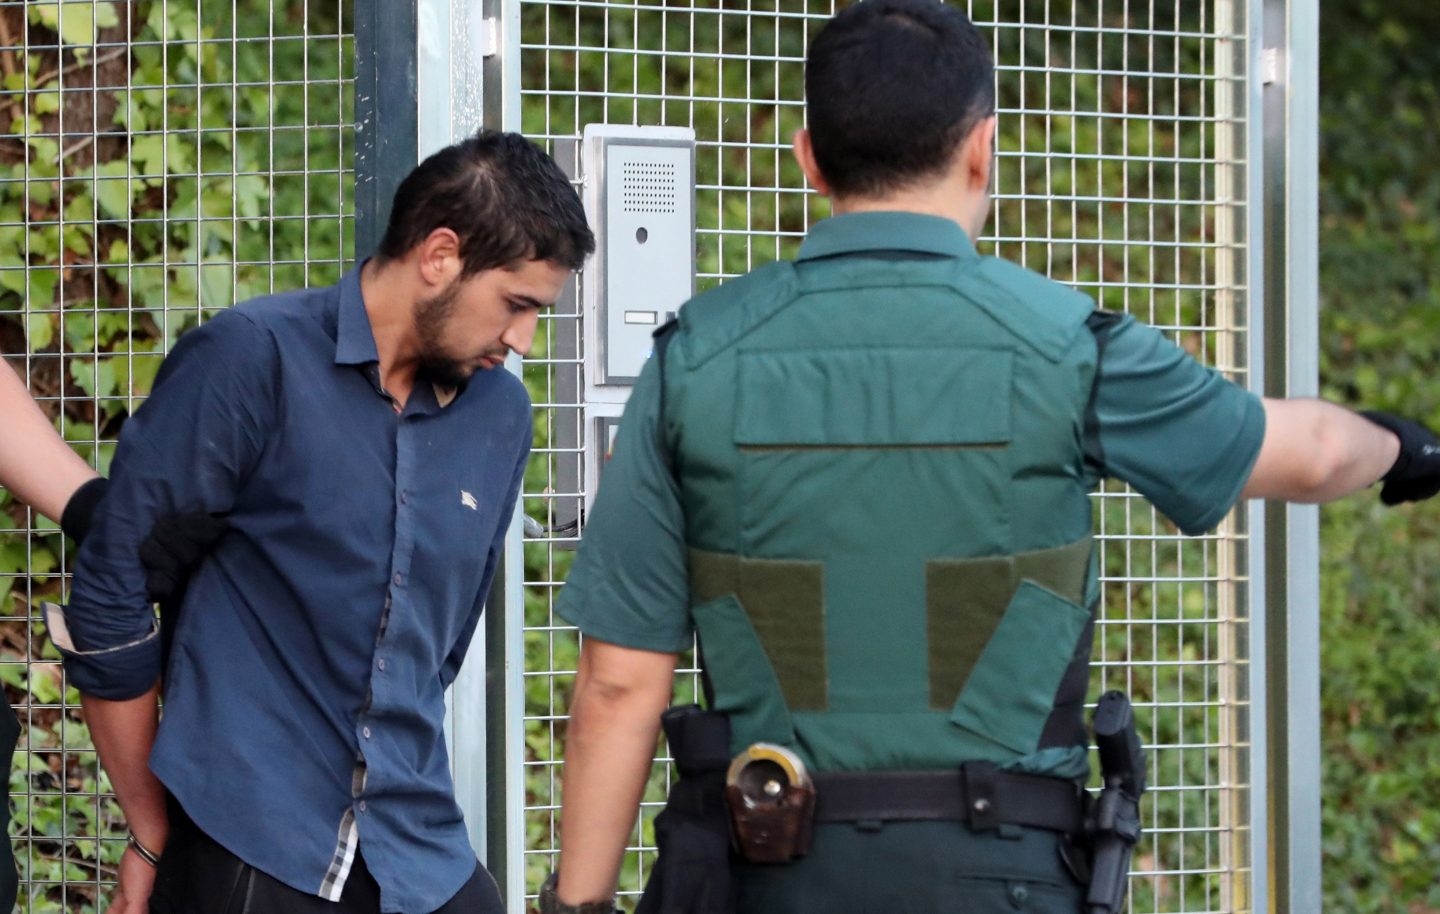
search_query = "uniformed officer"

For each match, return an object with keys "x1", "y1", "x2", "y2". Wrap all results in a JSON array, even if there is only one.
[{"x1": 541, "y1": 2, "x2": 1440, "y2": 913}]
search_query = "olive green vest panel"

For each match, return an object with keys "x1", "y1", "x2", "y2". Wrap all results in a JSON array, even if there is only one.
[{"x1": 666, "y1": 255, "x2": 1100, "y2": 777}]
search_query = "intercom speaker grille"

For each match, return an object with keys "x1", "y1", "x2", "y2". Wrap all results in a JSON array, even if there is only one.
[{"x1": 621, "y1": 161, "x2": 678, "y2": 214}]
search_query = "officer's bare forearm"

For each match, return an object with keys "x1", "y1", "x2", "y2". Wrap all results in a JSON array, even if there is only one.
[
  {"x1": 557, "y1": 639, "x2": 677, "y2": 905},
  {"x1": 0, "y1": 361, "x2": 97, "y2": 523},
  {"x1": 82, "y1": 686, "x2": 169, "y2": 853},
  {"x1": 1241, "y1": 398, "x2": 1400, "y2": 503}
]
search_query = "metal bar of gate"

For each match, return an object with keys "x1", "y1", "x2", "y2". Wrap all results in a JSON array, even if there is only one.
[
  {"x1": 476, "y1": 0, "x2": 528, "y2": 902},
  {"x1": 354, "y1": 0, "x2": 418, "y2": 260},
  {"x1": 1256, "y1": 1, "x2": 1322, "y2": 912}
]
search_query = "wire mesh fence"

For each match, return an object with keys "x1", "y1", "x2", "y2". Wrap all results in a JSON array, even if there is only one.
[
  {"x1": 516, "y1": 2, "x2": 1252, "y2": 913},
  {"x1": 0, "y1": 1, "x2": 353, "y2": 909}
]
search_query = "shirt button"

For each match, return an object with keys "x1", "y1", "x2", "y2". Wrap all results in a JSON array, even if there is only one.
[
  {"x1": 392, "y1": 572, "x2": 403, "y2": 586},
  {"x1": 362, "y1": 727, "x2": 372, "y2": 739},
  {"x1": 377, "y1": 659, "x2": 386, "y2": 671},
  {"x1": 399, "y1": 491, "x2": 408, "y2": 505},
  {"x1": 358, "y1": 801, "x2": 367, "y2": 813}
]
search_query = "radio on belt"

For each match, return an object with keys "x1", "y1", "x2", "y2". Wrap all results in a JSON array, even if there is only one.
[{"x1": 548, "y1": 125, "x2": 696, "y2": 543}]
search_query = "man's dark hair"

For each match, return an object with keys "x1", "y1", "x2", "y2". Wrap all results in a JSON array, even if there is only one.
[
  {"x1": 806, "y1": 0, "x2": 995, "y2": 198},
  {"x1": 376, "y1": 130, "x2": 595, "y2": 273}
]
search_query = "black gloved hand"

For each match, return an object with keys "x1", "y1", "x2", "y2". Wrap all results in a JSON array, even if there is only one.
[
  {"x1": 139, "y1": 511, "x2": 231, "y2": 605},
  {"x1": 1361, "y1": 411, "x2": 1440, "y2": 505},
  {"x1": 59, "y1": 477, "x2": 110, "y2": 545}
]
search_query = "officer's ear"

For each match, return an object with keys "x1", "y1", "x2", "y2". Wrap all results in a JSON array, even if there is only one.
[
  {"x1": 792, "y1": 129, "x2": 833, "y2": 198},
  {"x1": 961, "y1": 115, "x2": 998, "y2": 194}
]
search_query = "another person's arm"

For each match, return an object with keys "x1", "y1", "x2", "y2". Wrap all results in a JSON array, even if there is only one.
[
  {"x1": 1241, "y1": 398, "x2": 1401, "y2": 502},
  {"x1": 1083, "y1": 310, "x2": 1440, "y2": 532},
  {"x1": 550, "y1": 352, "x2": 692, "y2": 908},
  {"x1": 0, "y1": 360, "x2": 98, "y2": 524},
  {"x1": 556, "y1": 640, "x2": 677, "y2": 904}
]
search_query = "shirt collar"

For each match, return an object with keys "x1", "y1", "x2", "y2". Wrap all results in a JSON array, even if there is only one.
[
  {"x1": 333, "y1": 263, "x2": 380, "y2": 368},
  {"x1": 332, "y1": 261, "x2": 462, "y2": 411},
  {"x1": 795, "y1": 211, "x2": 979, "y2": 263}
]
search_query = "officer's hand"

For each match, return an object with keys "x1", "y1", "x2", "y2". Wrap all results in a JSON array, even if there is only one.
[
  {"x1": 1362, "y1": 411, "x2": 1440, "y2": 505},
  {"x1": 140, "y1": 512, "x2": 231, "y2": 604},
  {"x1": 59, "y1": 477, "x2": 109, "y2": 545}
]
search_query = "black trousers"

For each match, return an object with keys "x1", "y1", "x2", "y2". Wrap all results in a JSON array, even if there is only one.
[
  {"x1": 148, "y1": 799, "x2": 504, "y2": 914},
  {"x1": 0, "y1": 698, "x2": 18, "y2": 914}
]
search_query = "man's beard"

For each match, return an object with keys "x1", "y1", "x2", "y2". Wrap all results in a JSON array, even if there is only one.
[{"x1": 413, "y1": 281, "x2": 473, "y2": 389}]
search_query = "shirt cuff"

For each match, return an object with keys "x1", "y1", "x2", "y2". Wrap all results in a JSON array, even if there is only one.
[{"x1": 44, "y1": 602, "x2": 162, "y2": 700}]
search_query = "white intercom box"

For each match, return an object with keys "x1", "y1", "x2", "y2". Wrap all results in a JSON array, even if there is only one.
[{"x1": 547, "y1": 125, "x2": 696, "y2": 540}]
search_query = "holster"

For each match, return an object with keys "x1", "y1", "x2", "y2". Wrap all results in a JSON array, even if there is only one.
[
  {"x1": 635, "y1": 706, "x2": 736, "y2": 914},
  {"x1": 1083, "y1": 691, "x2": 1147, "y2": 914}
]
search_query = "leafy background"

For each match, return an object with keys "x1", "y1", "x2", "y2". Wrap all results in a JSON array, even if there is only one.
[{"x1": 0, "y1": 1, "x2": 1435, "y2": 912}]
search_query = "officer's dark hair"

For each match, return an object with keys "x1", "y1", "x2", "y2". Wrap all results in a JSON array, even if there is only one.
[
  {"x1": 376, "y1": 129, "x2": 595, "y2": 274},
  {"x1": 805, "y1": 0, "x2": 995, "y2": 198}
]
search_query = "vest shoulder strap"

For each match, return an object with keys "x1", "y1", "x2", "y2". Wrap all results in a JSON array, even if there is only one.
[
  {"x1": 651, "y1": 317, "x2": 680, "y2": 479},
  {"x1": 674, "y1": 261, "x2": 801, "y2": 370},
  {"x1": 958, "y1": 257, "x2": 1096, "y2": 363}
]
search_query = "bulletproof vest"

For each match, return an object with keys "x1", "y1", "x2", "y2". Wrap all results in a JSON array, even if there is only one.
[{"x1": 661, "y1": 250, "x2": 1102, "y2": 777}]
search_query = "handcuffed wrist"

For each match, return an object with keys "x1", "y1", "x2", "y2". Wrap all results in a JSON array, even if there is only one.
[{"x1": 127, "y1": 831, "x2": 161, "y2": 867}]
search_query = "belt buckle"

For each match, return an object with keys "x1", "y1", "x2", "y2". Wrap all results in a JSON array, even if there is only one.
[{"x1": 960, "y1": 761, "x2": 1001, "y2": 831}]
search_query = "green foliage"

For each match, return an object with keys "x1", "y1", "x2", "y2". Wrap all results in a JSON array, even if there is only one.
[{"x1": 1316, "y1": 3, "x2": 1440, "y2": 911}]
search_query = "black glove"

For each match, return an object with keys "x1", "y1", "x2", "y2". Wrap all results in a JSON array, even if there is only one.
[
  {"x1": 59, "y1": 477, "x2": 110, "y2": 545},
  {"x1": 1361, "y1": 411, "x2": 1440, "y2": 505},
  {"x1": 139, "y1": 511, "x2": 231, "y2": 605},
  {"x1": 59, "y1": 479, "x2": 230, "y2": 601}
]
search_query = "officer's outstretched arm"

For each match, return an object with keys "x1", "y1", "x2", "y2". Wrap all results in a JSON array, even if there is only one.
[
  {"x1": 0, "y1": 360, "x2": 98, "y2": 525},
  {"x1": 1241, "y1": 398, "x2": 1436, "y2": 504},
  {"x1": 555, "y1": 638, "x2": 678, "y2": 910}
]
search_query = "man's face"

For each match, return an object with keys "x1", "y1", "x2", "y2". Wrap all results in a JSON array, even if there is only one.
[{"x1": 414, "y1": 258, "x2": 572, "y2": 387}]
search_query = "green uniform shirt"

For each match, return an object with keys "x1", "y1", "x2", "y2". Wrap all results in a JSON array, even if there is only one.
[{"x1": 559, "y1": 213, "x2": 1263, "y2": 659}]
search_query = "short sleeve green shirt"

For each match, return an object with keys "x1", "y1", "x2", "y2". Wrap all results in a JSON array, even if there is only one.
[{"x1": 555, "y1": 212, "x2": 1265, "y2": 652}]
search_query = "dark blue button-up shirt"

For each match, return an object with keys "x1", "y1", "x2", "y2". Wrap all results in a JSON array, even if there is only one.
[{"x1": 57, "y1": 267, "x2": 530, "y2": 913}]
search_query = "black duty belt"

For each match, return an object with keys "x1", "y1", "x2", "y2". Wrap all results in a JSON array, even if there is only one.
[{"x1": 812, "y1": 762, "x2": 1086, "y2": 835}]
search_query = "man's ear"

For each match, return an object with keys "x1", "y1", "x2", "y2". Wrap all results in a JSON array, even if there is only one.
[
  {"x1": 792, "y1": 128, "x2": 833, "y2": 197},
  {"x1": 962, "y1": 115, "x2": 998, "y2": 193},
  {"x1": 415, "y1": 227, "x2": 462, "y2": 288}
]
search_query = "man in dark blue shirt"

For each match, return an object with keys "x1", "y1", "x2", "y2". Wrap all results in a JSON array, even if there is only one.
[{"x1": 48, "y1": 130, "x2": 594, "y2": 914}]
